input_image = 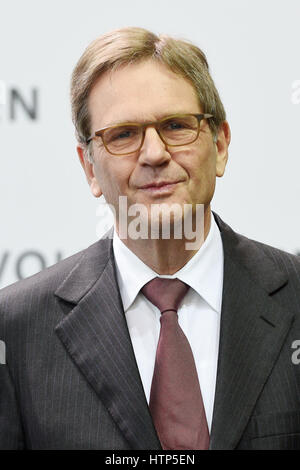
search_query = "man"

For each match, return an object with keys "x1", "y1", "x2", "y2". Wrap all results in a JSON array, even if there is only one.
[{"x1": 1, "y1": 27, "x2": 300, "y2": 450}]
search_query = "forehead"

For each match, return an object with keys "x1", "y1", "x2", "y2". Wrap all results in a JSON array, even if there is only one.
[{"x1": 88, "y1": 60, "x2": 201, "y2": 128}]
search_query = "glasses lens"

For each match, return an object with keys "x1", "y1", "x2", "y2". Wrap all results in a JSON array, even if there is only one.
[
  {"x1": 103, "y1": 124, "x2": 142, "y2": 154},
  {"x1": 160, "y1": 115, "x2": 199, "y2": 145}
]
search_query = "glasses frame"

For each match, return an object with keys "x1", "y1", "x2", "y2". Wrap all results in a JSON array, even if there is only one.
[{"x1": 86, "y1": 113, "x2": 214, "y2": 156}]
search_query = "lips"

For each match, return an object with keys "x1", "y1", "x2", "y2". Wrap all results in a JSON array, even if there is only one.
[
  {"x1": 137, "y1": 180, "x2": 183, "y2": 196},
  {"x1": 139, "y1": 180, "x2": 181, "y2": 189}
]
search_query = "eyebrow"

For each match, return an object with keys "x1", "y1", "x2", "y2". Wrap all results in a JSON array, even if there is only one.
[{"x1": 102, "y1": 111, "x2": 200, "y2": 127}]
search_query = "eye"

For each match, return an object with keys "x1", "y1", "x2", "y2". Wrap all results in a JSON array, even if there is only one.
[
  {"x1": 162, "y1": 118, "x2": 193, "y2": 132},
  {"x1": 112, "y1": 129, "x2": 133, "y2": 141},
  {"x1": 165, "y1": 120, "x2": 186, "y2": 130},
  {"x1": 105, "y1": 126, "x2": 139, "y2": 143}
]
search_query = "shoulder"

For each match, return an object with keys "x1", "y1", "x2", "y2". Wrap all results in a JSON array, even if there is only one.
[
  {"x1": 0, "y1": 247, "x2": 84, "y2": 305},
  {"x1": 232, "y1": 226, "x2": 300, "y2": 275},
  {"x1": 0, "y1": 233, "x2": 113, "y2": 321},
  {"x1": 214, "y1": 212, "x2": 300, "y2": 283}
]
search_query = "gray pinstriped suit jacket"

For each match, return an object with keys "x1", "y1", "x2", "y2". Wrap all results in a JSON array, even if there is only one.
[{"x1": 1, "y1": 213, "x2": 300, "y2": 450}]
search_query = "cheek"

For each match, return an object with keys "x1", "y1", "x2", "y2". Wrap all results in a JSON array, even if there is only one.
[
  {"x1": 181, "y1": 149, "x2": 217, "y2": 204},
  {"x1": 180, "y1": 146, "x2": 216, "y2": 183},
  {"x1": 95, "y1": 157, "x2": 132, "y2": 197}
]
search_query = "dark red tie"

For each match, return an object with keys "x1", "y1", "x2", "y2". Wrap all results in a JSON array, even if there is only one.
[{"x1": 141, "y1": 277, "x2": 209, "y2": 450}]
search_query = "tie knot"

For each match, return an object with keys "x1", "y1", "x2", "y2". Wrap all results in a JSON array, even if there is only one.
[{"x1": 141, "y1": 277, "x2": 189, "y2": 313}]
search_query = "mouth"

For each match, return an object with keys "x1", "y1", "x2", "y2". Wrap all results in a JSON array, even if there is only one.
[{"x1": 138, "y1": 180, "x2": 182, "y2": 195}]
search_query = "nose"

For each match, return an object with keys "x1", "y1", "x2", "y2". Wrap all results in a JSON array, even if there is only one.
[{"x1": 138, "y1": 126, "x2": 171, "y2": 166}]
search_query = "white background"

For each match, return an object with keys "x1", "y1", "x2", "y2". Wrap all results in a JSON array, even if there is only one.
[{"x1": 1, "y1": 0, "x2": 299, "y2": 287}]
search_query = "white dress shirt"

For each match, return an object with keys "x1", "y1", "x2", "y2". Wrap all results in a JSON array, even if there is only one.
[{"x1": 112, "y1": 215, "x2": 224, "y2": 431}]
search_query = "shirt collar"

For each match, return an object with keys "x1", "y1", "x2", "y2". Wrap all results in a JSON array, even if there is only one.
[{"x1": 113, "y1": 214, "x2": 224, "y2": 313}]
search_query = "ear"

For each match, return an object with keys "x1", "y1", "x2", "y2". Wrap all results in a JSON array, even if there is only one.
[
  {"x1": 77, "y1": 145, "x2": 102, "y2": 198},
  {"x1": 215, "y1": 121, "x2": 231, "y2": 177}
]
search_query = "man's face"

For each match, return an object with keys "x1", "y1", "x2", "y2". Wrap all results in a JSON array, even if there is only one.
[{"x1": 78, "y1": 60, "x2": 230, "y2": 231}]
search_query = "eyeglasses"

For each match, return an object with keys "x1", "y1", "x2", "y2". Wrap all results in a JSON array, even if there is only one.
[{"x1": 86, "y1": 113, "x2": 214, "y2": 156}]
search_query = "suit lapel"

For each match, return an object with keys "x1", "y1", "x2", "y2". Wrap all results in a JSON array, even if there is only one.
[
  {"x1": 53, "y1": 215, "x2": 295, "y2": 450},
  {"x1": 54, "y1": 232, "x2": 161, "y2": 450},
  {"x1": 210, "y1": 215, "x2": 295, "y2": 449}
]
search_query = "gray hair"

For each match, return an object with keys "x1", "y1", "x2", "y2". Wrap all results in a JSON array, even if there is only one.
[{"x1": 70, "y1": 27, "x2": 226, "y2": 161}]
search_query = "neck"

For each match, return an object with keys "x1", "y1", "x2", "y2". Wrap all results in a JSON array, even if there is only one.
[{"x1": 115, "y1": 206, "x2": 212, "y2": 275}]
